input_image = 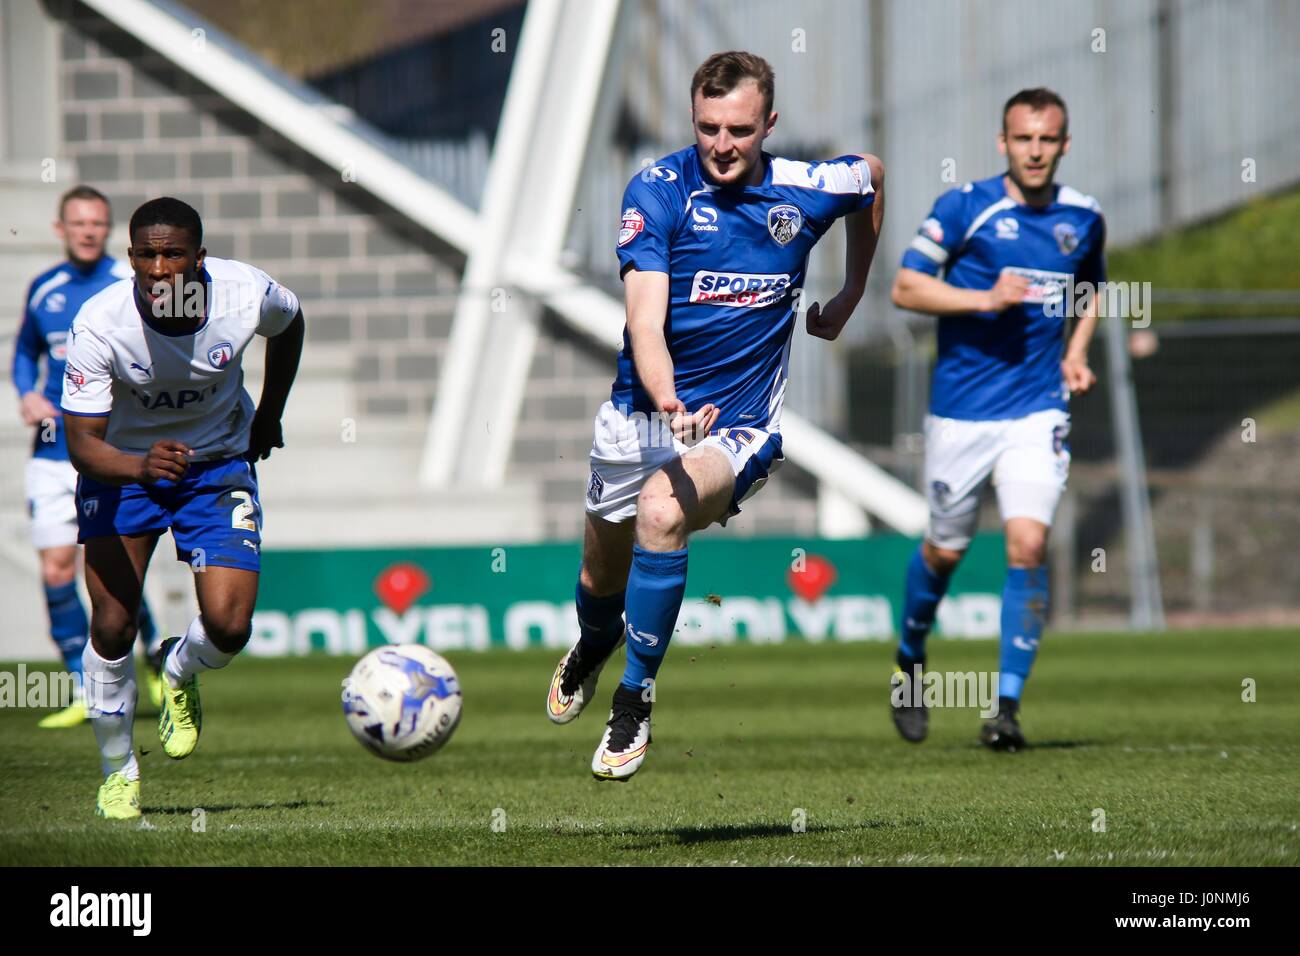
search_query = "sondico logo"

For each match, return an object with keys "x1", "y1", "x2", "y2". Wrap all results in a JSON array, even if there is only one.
[
  {"x1": 50, "y1": 886, "x2": 151, "y2": 936},
  {"x1": 692, "y1": 205, "x2": 719, "y2": 232}
]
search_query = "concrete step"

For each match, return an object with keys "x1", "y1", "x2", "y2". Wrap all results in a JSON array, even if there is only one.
[
  {"x1": 0, "y1": 248, "x2": 65, "y2": 303},
  {"x1": 0, "y1": 173, "x2": 68, "y2": 231}
]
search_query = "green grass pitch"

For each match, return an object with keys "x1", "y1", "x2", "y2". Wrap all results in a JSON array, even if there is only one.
[{"x1": 1, "y1": 629, "x2": 1296, "y2": 866}]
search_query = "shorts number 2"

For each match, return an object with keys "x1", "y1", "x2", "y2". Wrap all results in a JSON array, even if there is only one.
[{"x1": 230, "y1": 490, "x2": 258, "y2": 531}]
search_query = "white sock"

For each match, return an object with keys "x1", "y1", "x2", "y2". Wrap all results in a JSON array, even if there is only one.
[
  {"x1": 82, "y1": 641, "x2": 139, "y2": 782},
  {"x1": 165, "y1": 615, "x2": 236, "y2": 689}
]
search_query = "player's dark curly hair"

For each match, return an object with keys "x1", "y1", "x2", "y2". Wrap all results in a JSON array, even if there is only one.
[
  {"x1": 129, "y1": 196, "x2": 203, "y2": 247},
  {"x1": 691, "y1": 51, "x2": 775, "y2": 116},
  {"x1": 1002, "y1": 88, "x2": 1069, "y2": 135}
]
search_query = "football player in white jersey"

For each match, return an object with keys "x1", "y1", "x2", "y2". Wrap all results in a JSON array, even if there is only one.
[{"x1": 61, "y1": 197, "x2": 304, "y2": 819}]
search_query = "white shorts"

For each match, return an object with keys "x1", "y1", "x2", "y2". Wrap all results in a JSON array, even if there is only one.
[
  {"x1": 25, "y1": 457, "x2": 80, "y2": 550},
  {"x1": 923, "y1": 408, "x2": 1071, "y2": 551},
  {"x1": 585, "y1": 400, "x2": 785, "y2": 525}
]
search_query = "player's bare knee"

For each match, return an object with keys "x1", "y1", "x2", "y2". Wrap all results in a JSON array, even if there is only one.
[
  {"x1": 1006, "y1": 529, "x2": 1048, "y2": 567},
  {"x1": 40, "y1": 562, "x2": 77, "y2": 589},
  {"x1": 90, "y1": 614, "x2": 136, "y2": 659},
  {"x1": 922, "y1": 540, "x2": 965, "y2": 576},
  {"x1": 39, "y1": 546, "x2": 78, "y2": 587},
  {"x1": 635, "y1": 491, "x2": 686, "y2": 549},
  {"x1": 203, "y1": 615, "x2": 252, "y2": 654}
]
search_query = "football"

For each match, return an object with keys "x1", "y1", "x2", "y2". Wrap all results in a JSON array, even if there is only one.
[{"x1": 341, "y1": 646, "x2": 463, "y2": 762}]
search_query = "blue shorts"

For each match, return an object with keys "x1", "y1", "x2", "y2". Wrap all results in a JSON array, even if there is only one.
[{"x1": 76, "y1": 457, "x2": 262, "y2": 572}]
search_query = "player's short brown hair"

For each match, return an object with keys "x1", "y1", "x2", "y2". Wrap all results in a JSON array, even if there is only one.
[
  {"x1": 691, "y1": 51, "x2": 775, "y2": 117},
  {"x1": 1002, "y1": 88, "x2": 1069, "y2": 135},
  {"x1": 58, "y1": 184, "x2": 111, "y2": 221}
]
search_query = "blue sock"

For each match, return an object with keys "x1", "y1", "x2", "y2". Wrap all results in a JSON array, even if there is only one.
[
  {"x1": 45, "y1": 581, "x2": 89, "y2": 680},
  {"x1": 897, "y1": 546, "x2": 951, "y2": 669},
  {"x1": 136, "y1": 597, "x2": 158, "y2": 652},
  {"x1": 619, "y1": 545, "x2": 688, "y2": 694},
  {"x1": 999, "y1": 566, "x2": 1049, "y2": 701},
  {"x1": 575, "y1": 581, "x2": 625, "y2": 655}
]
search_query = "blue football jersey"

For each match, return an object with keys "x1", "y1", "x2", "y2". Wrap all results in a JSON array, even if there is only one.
[
  {"x1": 900, "y1": 175, "x2": 1106, "y2": 421},
  {"x1": 12, "y1": 255, "x2": 131, "y2": 460},
  {"x1": 612, "y1": 145, "x2": 875, "y2": 431}
]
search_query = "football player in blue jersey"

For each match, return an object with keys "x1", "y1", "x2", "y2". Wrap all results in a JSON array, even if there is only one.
[
  {"x1": 544, "y1": 51, "x2": 885, "y2": 780},
  {"x1": 889, "y1": 89, "x2": 1104, "y2": 751},
  {"x1": 11, "y1": 186, "x2": 163, "y2": 728}
]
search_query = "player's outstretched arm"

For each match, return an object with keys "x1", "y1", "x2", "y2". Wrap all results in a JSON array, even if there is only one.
[
  {"x1": 892, "y1": 266, "x2": 1029, "y2": 317},
  {"x1": 65, "y1": 414, "x2": 189, "y2": 486},
  {"x1": 246, "y1": 309, "x2": 304, "y2": 462},
  {"x1": 12, "y1": 303, "x2": 59, "y2": 426},
  {"x1": 807, "y1": 154, "x2": 884, "y2": 341},
  {"x1": 624, "y1": 268, "x2": 718, "y2": 441},
  {"x1": 1062, "y1": 291, "x2": 1100, "y2": 395}
]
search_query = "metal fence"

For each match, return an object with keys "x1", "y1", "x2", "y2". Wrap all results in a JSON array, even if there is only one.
[
  {"x1": 562, "y1": 0, "x2": 1300, "y2": 432},
  {"x1": 852, "y1": 315, "x2": 1300, "y2": 623}
]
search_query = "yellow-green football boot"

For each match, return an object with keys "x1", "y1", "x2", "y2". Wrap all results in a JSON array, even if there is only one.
[
  {"x1": 37, "y1": 699, "x2": 88, "y2": 729},
  {"x1": 140, "y1": 663, "x2": 164, "y2": 714},
  {"x1": 95, "y1": 771, "x2": 141, "y2": 820},
  {"x1": 157, "y1": 637, "x2": 202, "y2": 759}
]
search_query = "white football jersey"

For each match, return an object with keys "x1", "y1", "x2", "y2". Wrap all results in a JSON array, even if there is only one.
[{"x1": 60, "y1": 256, "x2": 300, "y2": 460}]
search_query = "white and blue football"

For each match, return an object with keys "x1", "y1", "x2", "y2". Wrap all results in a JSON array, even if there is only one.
[{"x1": 342, "y1": 645, "x2": 462, "y2": 762}]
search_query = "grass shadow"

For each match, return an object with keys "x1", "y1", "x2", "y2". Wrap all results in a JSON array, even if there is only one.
[
  {"x1": 141, "y1": 799, "x2": 330, "y2": 815},
  {"x1": 1026, "y1": 739, "x2": 1098, "y2": 750},
  {"x1": 587, "y1": 818, "x2": 924, "y2": 851},
  {"x1": 671, "y1": 819, "x2": 914, "y2": 844}
]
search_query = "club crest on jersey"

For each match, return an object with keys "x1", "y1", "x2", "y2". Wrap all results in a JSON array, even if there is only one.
[
  {"x1": 207, "y1": 341, "x2": 234, "y2": 369},
  {"x1": 1053, "y1": 222, "x2": 1079, "y2": 255},
  {"x1": 768, "y1": 204, "x2": 802, "y2": 246},
  {"x1": 618, "y1": 208, "x2": 644, "y2": 247}
]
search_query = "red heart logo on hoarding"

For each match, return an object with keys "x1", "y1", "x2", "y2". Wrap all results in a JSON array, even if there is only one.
[
  {"x1": 374, "y1": 563, "x2": 431, "y2": 615},
  {"x1": 786, "y1": 554, "x2": 837, "y2": 602}
]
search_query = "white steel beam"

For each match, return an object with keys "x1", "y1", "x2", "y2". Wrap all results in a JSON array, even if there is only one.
[
  {"x1": 420, "y1": 0, "x2": 623, "y2": 486},
  {"x1": 98, "y1": 0, "x2": 927, "y2": 533}
]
